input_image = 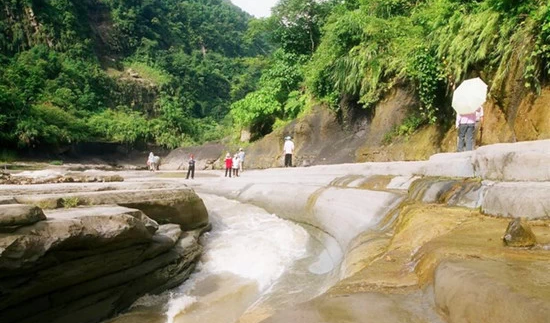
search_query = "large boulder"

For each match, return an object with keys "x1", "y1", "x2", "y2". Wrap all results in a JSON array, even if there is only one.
[
  {"x1": 0, "y1": 205, "x2": 156, "y2": 272},
  {"x1": 0, "y1": 225, "x2": 202, "y2": 323}
]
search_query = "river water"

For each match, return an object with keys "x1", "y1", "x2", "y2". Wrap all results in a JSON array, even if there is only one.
[{"x1": 107, "y1": 194, "x2": 341, "y2": 323}]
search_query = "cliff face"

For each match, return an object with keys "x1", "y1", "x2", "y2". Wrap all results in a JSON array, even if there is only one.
[{"x1": 236, "y1": 80, "x2": 550, "y2": 168}]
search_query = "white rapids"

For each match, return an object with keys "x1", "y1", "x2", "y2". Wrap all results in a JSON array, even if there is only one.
[{"x1": 108, "y1": 194, "x2": 341, "y2": 323}]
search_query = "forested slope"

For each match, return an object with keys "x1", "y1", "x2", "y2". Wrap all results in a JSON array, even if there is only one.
[
  {"x1": 0, "y1": 0, "x2": 270, "y2": 151},
  {"x1": 1, "y1": 0, "x2": 549, "y2": 160},
  {"x1": 232, "y1": 0, "x2": 550, "y2": 147}
]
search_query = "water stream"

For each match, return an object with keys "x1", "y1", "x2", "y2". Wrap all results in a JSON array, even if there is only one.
[{"x1": 107, "y1": 194, "x2": 341, "y2": 323}]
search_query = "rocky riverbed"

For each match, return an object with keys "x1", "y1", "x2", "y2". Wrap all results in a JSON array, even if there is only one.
[{"x1": 1, "y1": 139, "x2": 549, "y2": 323}]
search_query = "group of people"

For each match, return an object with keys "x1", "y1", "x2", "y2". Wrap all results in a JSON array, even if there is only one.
[
  {"x1": 224, "y1": 148, "x2": 245, "y2": 177},
  {"x1": 147, "y1": 136, "x2": 294, "y2": 178}
]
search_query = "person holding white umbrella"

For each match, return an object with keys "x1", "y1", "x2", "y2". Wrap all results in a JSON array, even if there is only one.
[{"x1": 452, "y1": 77, "x2": 487, "y2": 152}]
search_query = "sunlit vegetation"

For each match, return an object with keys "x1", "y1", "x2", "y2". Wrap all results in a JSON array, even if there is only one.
[{"x1": 1, "y1": 0, "x2": 549, "y2": 149}]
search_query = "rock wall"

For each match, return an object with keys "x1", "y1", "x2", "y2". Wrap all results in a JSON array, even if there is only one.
[
  {"x1": 0, "y1": 181, "x2": 209, "y2": 323},
  {"x1": 213, "y1": 84, "x2": 550, "y2": 169}
]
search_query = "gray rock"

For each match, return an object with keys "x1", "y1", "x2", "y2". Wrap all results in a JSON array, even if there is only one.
[
  {"x1": 15, "y1": 189, "x2": 209, "y2": 230},
  {"x1": 0, "y1": 197, "x2": 17, "y2": 205},
  {"x1": 482, "y1": 182, "x2": 550, "y2": 219},
  {"x1": 0, "y1": 204, "x2": 46, "y2": 227},
  {"x1": 502, "y1": 218, "x2": 537, "y2": 247},
  {"x1": 473, "y1": 140, "x2": 550, "y2": 181},
  {"x1": 0, "y1": 224, "x2": 182, "y2": 313},
  {"x1": 1, "y1": 229, "x2": 202, "y2": 323},
  {"x1": 0, "y1": 206, "x2": 155, "y2": 271}
]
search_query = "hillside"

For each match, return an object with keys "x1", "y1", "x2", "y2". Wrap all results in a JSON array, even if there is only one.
[
  {"x1": 0, "y1": 0, "x2": 269, "y2": 153},
  {"x1": 2, "y1": 0, "x2": 550, "y2": 166}
]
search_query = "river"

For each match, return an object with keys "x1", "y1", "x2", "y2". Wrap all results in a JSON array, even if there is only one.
[{"x1": 107, "y1": 194, "x2": 342, "y2": 323}]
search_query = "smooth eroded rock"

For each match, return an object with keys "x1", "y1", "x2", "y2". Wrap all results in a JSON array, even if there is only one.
[
  {"x1": 15, "y1": 189, "x2": 209, "y2": 230},
  {"x1": 434, "y1": 259, "x2": 550, "y2": 323},
  {"x1": 0, "y1": 204, "x2": 46, "y2": 227},
  {"x1": 0, "y1": 206, "x2": 155, "y2": 272}
]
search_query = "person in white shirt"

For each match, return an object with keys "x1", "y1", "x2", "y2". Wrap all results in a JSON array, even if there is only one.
[
  {"x1": 283, "y1": 136, "x2": 294, "y2": 167},
  {"x1": 232, "y1": 153, "x2": 240, "y2": 177},
  {"x1": 238, "y1": 148, "x2": 245, "y2": 172}
]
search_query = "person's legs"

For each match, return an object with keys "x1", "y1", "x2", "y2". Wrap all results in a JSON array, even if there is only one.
[
  {"x1": 289, "y1": 154, "x2": 292, "y2": 167},
  {"x1": 457, "y1": 124, "x2": 467, "y2": 152},
  {"x1": 240, "y1": 161, "x2": 243, "y2": 172},
  {"x1": 465, "y1": 124, "x2": 475, "y2": 151},
  {"x1": 186, "y1": 167, "x2": 191, "y2": 179},
  {"x1": 191, "y1": 166, "x2": 195, "y2": 179},
  {"x1": 284, "y1": 154, "x2": 290, "y2": 167}
]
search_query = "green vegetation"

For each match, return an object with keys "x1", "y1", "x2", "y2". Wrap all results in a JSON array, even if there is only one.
[
  {"x1": 0, "y1": 0, "x2": 268, "y2": 149},
  {"x1": 236, "y1": 0, "x2": 549, "y2": 138},
  {"x1": 1, "y1": 0, "x2": 549, "y2": 151},
  {"x1": 61, "y1": 196, "x2": 81, "y2": 208}
]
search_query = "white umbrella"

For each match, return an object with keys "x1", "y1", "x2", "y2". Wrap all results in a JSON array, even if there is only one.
[{"x1": 452, "y1": 77, "x2": 488, "y2": 115}]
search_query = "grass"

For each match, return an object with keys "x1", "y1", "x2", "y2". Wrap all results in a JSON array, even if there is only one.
[
  {"x1": 61, "y1": 197, "x2": 81, "y2": 208},
  {"x1": 126, "y1": 62, "x2": 172, "y2": 86}
]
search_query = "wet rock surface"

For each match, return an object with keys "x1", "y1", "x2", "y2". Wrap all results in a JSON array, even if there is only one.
[
  {"x1": 173, "y1": 140, "x2": 550, "y2": 323},
  {"x1": 1, "y1": 140, "x2": 550, "y2": 323}
]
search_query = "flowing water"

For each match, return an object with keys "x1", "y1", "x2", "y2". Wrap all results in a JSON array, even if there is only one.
[{"x1": 107, "y1": 194, "x2": 342, "y2": 323}]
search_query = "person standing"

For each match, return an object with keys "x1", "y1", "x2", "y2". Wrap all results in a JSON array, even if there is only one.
[
  {"x1": 147, "y1": 152, "x2": 156, "y2": 172},
  {"x1": 283, "y1": 136, "x2": 294, "y2": 167},
  {"x1": 186, "y1": 154, "x2": 195, "y2": 179},
  {"x1": 456, "y1": 106, "x2": 484, "y2": 152},
  {"x1": 224, "y1": 153, "x2": 232, "y2": 177},
  {"x1": 238, "y1": 148, "x2": 246, "y2": 172},
  {"x1": 232, "y1": 153, "x2": 240, "y2": 177}
]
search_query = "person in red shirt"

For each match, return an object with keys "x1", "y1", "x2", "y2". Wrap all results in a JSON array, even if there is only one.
[{"x1": 224, "y1": 153, "x2": 232, "y2": 177}]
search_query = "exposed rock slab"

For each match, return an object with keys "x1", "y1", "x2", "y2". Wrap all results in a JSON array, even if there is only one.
[
  {"x1": 473, "y1": 140, "x2": 550, "y2": 181},
  {"x1": 1, "y1": 229, "x2": 202, "y2": 323},
  {"x1": 14, "y1": 188, "x2": 209, "y2": 230},
  {"x1": 434, "y1": 259, "x2": 550, "y2": 323},
  {"x1": 0, "y1": 205, "x2": 155, "y2": 272},
  {"x1": 482, "y1": 182, "x2": 550, "y2": 219},
  {"x1": 0, "y1": 204, "x2": 46, "y2": 227}
]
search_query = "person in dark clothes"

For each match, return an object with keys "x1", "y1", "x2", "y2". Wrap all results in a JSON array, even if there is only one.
[{"x1": 186, "y1": 154, "x2": 195, "y2": 179}]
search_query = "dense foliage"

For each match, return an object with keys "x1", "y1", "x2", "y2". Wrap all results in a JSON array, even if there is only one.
[
  {"x1": 233, "y1": 0, "x2": 550, "y2": 136},
  {"x1": 1, "y1": 0, "x2": 550, "y2": 151},
  {"x1": 0, "y1": 0, "x2": 269, "y2": 149}
]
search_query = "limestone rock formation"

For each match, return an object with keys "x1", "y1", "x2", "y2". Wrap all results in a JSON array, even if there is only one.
[
  {"x1": 0, "y1": 181, "x2": 209, "y2": 323},
  {"x1": 14, "y1": 188, "x2": 209, "y2": 230}
]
